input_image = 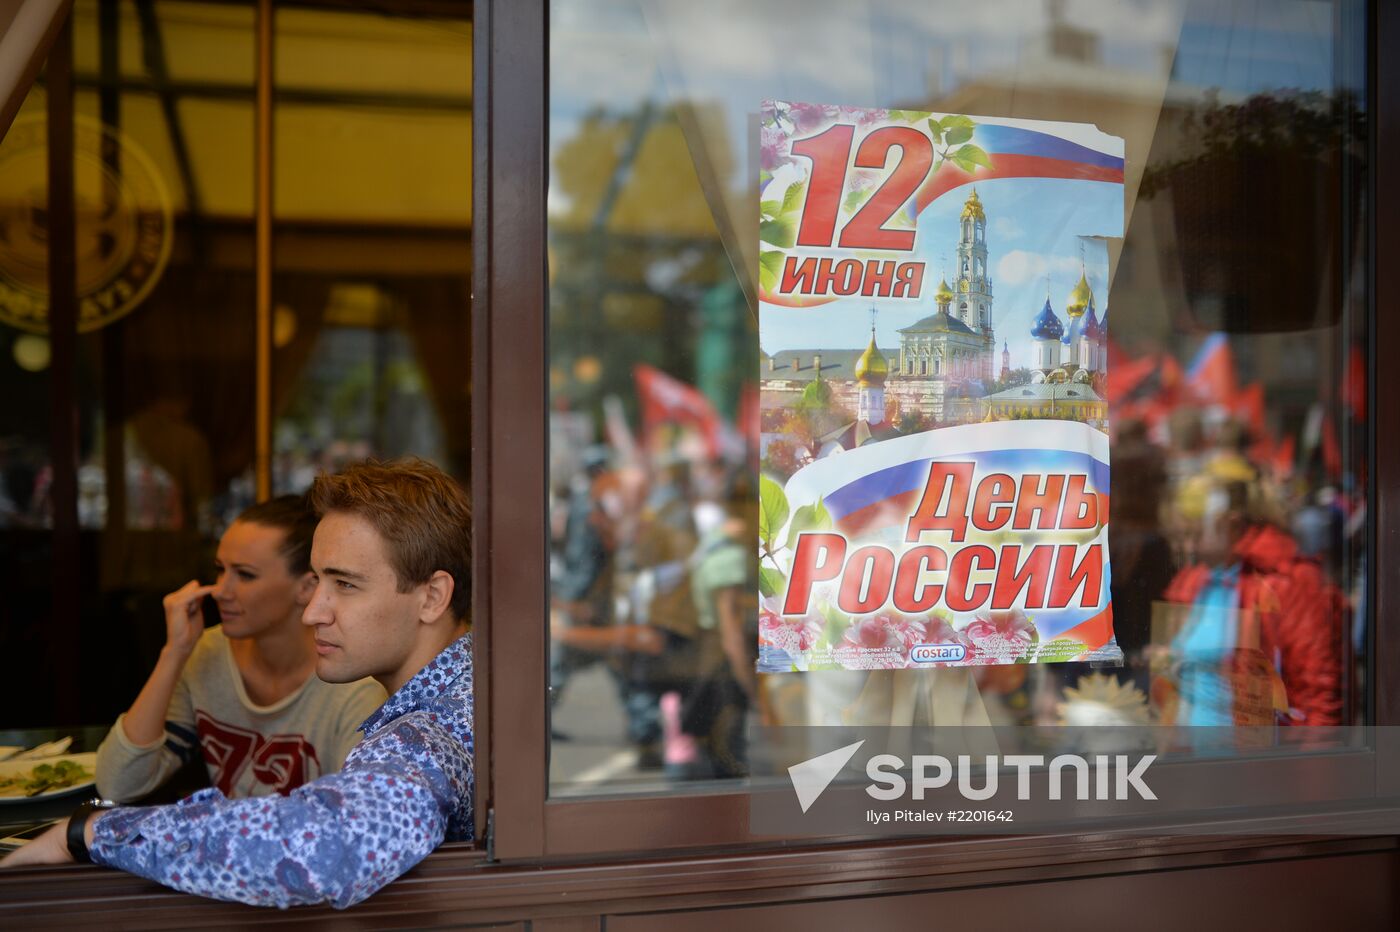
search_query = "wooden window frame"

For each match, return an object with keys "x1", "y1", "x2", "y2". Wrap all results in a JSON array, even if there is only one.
[{"x1": 482, "y1": 0, "x2": 1400, "y2": 860}]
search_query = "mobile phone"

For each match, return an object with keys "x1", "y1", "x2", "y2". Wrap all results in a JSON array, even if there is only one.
[{"x1": 201, "y1": 592, "x2": 220, "y2": 628}]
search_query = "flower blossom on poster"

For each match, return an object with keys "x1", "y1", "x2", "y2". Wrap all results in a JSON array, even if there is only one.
[
  {"x1": 761, "y1": 102, "x2": 892, "y2": 173},
  {"x1": 961, "y1": 609, "x2": 1038, "y2": 665},
  {"x1": 920, "y1": 615, "x2": 976, "y2": 667},
  {"x1": 758, "y1": 599, "x2": 823, "y2": 655},
  {"x1": 834, "y1": 613, "x2": 928, "y2": 669}
]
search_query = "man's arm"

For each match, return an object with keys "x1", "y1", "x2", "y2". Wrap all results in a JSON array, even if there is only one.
[
  {"x1": 3, "y1": 714, "x2": 473, "y2": 910},
  {"x1": 93, "y1": 715, "x2": 472, "y2": 909}
]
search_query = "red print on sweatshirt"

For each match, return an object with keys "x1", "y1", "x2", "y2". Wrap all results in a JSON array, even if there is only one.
[{"x1": 195, "y1": 712, "x2": 321, "y2": 796}]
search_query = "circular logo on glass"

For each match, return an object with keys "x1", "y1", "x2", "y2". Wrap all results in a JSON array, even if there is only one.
[{"x1": 0, "y1": 115, "x2": 173, "y2": 333}]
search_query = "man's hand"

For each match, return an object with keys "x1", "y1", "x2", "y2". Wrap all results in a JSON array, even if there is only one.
[
  {"x1": 0, "y1": 819, "x2": 74, "y2": 868},
  {"x1": 163, "y1": 580, "x2": 216, "y2": 658}
]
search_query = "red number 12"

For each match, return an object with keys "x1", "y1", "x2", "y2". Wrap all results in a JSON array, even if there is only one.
[{"x1": 791, "y1": 124, "x2": 933, "y2": 252}]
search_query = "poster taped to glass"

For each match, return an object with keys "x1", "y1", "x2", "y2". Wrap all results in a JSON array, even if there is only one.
[{"x1": 757, "y1": 99, "x2": 1125, "y2": 672}]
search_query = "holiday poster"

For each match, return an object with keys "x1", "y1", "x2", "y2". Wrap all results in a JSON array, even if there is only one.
[{"x1": 757, "y1": 100, "x2": 1124, "y2": 672}]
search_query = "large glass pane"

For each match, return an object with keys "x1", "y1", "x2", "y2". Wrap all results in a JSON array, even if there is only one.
[
  {"x1": 0, "y1": 71, "x2": 55, "y2": 726},
  {"x1": 547, "y1": 0, "x2": 1368, "y2": 795},
  {"x1": 72, "y1": 0, "x2": 258, "y2": 726},
  {"x1": 271, "y1": 3, "x2": 472, "y2": 490},
  {"x1": 0, "y1": 0, "x2": 259, "y2": 729}
]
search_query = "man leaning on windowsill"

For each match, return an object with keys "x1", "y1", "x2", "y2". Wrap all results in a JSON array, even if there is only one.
[{"x1": 1, "y1": 459, "x2": 476, "y2": 910}]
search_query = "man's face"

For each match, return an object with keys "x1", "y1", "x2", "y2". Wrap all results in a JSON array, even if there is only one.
[{"x1": 303, "y1": 511, "x2": 423, "y2": 687}]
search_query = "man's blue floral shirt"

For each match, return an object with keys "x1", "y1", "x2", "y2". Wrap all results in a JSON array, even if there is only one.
[{"x1": 90, "y1": 635, "x2": 474, "y2": 909}]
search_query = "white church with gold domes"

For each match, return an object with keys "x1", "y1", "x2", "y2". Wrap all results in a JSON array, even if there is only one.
[
  {"x1": 978, "y1": 267, "x2": 1108, "y2": 431},
  {"x1": 759, "y1": 188, "x2": 1000, "y2": 436}
]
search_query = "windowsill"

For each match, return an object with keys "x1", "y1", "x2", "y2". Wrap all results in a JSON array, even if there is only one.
[{"x1": 0, "y1": 832, "x2": 1393, "y2": 926}]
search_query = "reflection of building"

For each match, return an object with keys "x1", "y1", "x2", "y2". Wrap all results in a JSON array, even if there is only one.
[{"x1": 761, "y1": 189, "x2": 997, "y2": 429}]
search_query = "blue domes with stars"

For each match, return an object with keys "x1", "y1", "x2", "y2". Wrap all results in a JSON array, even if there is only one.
[{"x1": 1030, "y1": 298, "x2": 1064, "y2": 341}]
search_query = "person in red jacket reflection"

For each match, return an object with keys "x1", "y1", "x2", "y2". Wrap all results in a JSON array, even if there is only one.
[{"x1": 1156, "y1": 477, "x2": 1345, "y2": 727}]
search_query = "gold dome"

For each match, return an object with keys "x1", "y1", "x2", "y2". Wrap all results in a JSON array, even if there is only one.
[
  {"x1": 1066, "y1": 269, "x2": 1093, "y2": 318},
  {"x1": 934, "y1": 277, "x2": 954, "y2": 305},
  {"x1": 961, "y1": 187, "x2": 985, "y2": 220},
  {"x1": 854, "y1": 332, "x2": 888, "y2": 386}
]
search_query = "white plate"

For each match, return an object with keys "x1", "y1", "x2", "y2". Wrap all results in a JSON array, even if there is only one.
[{"x1": 0, "y1": 753, "x2": 97, "y2": 803}]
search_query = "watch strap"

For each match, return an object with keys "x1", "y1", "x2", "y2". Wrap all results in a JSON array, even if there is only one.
[{"x1": 66, "y1": 800, "x2": 101, "y2": 863}]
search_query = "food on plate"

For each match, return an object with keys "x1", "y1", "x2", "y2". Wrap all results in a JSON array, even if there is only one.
[{"x1": 0, "y1": 759, "x2": 92, "y2": 797}]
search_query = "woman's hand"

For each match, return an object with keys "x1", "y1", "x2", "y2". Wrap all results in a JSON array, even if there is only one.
[
  {"x1": 162, "y1": 581, "x2": 215, "y2": 660},
  {"x1": 117, "y1": 581, "x2": 215, "y2": 748}
]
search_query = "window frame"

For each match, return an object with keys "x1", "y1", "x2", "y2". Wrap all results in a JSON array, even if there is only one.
[{"x1": 481, "y1": 0, "x2": 1400, "y2": 861}]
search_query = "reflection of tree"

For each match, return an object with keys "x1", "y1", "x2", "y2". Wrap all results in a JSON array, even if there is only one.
[
  {"x1": 896, "y1": 410, "x2": 930, "y2": 434},
  {"x1": 549, "y1": 104, "x2": 751, "y2": 431},
  {"x1": 988, "y1": 367, "x2": 1033, "y2": 396},
  {"x1": 1139, "y1": 90, "x2": 1364, "y2": 333},
  {"x1": 280, "y1": 342, "x2": 431, "y2": 458},
  {"x1": 1140, "y1": 91, "x2": 1363, "y2": 197},
  {"x1": 778, "y1": 379, "x2": 852, "y2": 461}
]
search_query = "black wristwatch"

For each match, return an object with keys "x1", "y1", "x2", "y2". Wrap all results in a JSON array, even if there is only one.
[{"x1": 66, "y1": 799, "x2": 115, "y2": 863}]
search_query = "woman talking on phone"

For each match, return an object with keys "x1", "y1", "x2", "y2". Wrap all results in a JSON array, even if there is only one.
[{"x1": 95, "y1": 495, "x2": 385, "y2": 801}]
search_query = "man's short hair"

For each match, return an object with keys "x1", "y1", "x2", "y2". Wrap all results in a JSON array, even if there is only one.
[{"x1": 308, "y1": 458, "x2": 472, "y2": 621}]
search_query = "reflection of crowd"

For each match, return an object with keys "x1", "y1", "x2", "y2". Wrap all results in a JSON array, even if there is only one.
[
  {"x1": 0, "y1": 437, "x2": 49, "y2": 527},
  {"x1": 1042, "y1": 409, "x2": 1356, "y2": 731},
  {"x1": 549, "y1": 446, "x2": 759, "y2": 780},
  {"x1": 550, "y1": 393, "x2": 1364, "y2": 786}
]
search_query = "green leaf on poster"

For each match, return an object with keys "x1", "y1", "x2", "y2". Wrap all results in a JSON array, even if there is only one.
[
  {"x1": 759, "y1": 565, "x2": 786, "y2": 599},
  {"x1": 944, "y1": 123, "x2": 974, "y2": 146},
  {"x1": 951, "y1": 143, "x2": 991, "y2": 173},
  {"x1": 758, "y1": 473, "x2": 790, "y2": 552},
  {"x1": 817, "y1": 601, "x2": 850, "y2": 651},
  {"x1": 759, "y1": 249, "x2": 786, "y2": 292},
  {"x1": 927, "y1": 118, "x2": 944, "y2": 146},
  {"x1": 760, "y1": 199, "x2": 782, "y2": 220},
  {"x1": 784, "y1": 498, "x2": 834, "y2": 552},
  {"x1": 760, "y1": 217, "x2": 797, "y2": 248},
  {"x1": 939, "y1": 114, "x2": 975, "y2": 134},
  {"x1": 781, "y1": 179, "x2": 807, "y2": 215}
]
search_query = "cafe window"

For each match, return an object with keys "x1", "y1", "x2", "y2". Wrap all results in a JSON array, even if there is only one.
[
  {"x1": 540, "y1": 0, "x2": 1372, "y2": 823},
  {"x1": 1, "y1": 0, "x2": 1395, "y2": 916},
  {"x1": 0, "y1": 0, "x2": 472, "y2": 746}
]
